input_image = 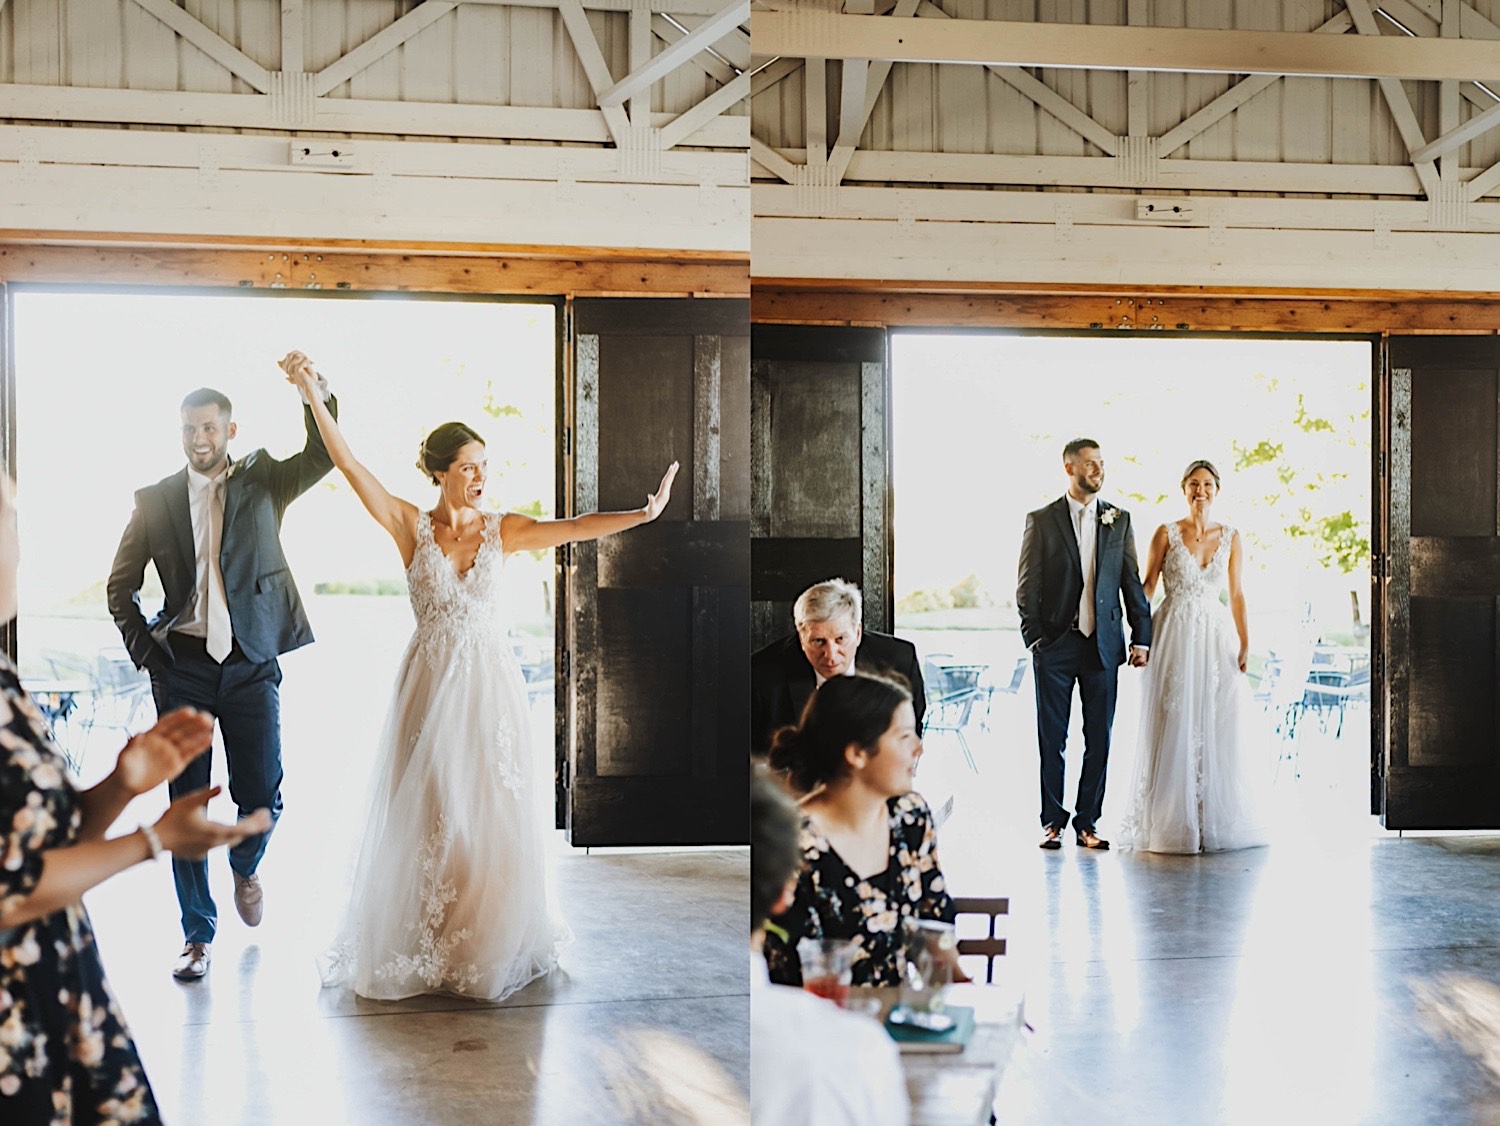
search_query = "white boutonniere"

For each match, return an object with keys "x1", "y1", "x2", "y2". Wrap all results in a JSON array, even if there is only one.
[
  {"x1": 1099, "y1": 507, "x2": 1118, "y2": 527},
  {"x1": 225, "y1": 460, "x2": 241, "y2": 481}
]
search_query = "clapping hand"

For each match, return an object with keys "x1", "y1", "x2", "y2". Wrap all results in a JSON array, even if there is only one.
[
  {"x1": 153, "y1": 786, "x2": 272, "y2": 861},
  {"x1": 114, "y1": 708, "x2": 215, "y2": 797},
  {"x1": 642, "y1": 462, "x2": 680, "y2": 522}
]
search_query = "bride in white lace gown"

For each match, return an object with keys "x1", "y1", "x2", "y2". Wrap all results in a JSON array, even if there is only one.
[
  {"x1": 1119, "y1": 460, "x2": 1268, "y2": 854},
  {"x1": 279, "y1": 352, "x2": 678, "y2": 1000}
]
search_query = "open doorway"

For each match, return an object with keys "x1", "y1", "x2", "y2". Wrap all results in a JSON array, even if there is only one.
[
  {"x1": 9, "y1": 288, "x2": 559, "y2": 875},
  {"x1": 890, "y1": 332, "x2": 1374, "y2": 879}
]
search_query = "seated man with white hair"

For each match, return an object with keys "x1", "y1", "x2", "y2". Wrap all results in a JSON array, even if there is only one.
[{"x1": 751, "y1": 577, "x2": 925, "y2": 755}]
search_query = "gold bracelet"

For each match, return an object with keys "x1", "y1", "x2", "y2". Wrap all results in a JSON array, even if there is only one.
[{"x1": 138, "y1": 823, "x2": 164, "y2": 862}]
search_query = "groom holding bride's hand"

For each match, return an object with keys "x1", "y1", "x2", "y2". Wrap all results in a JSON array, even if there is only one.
[{"x1": 1017, "y1": 438, "x2": 1152, "y2": 852}]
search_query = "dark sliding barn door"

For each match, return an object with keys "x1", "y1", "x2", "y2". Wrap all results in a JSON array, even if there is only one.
[
  {"x1": 566, "y1": 298, "x2": 749, "y2": 846},
  {"x1": 1383, "y1": 336, "x2": 1500, "y2": 828},
  {"x1": 750, "y1": 324, "x2": 890, "y2": 650}
]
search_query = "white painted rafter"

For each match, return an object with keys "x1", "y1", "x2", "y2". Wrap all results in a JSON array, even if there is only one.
[
  {"x1": 750, "y1": 9, "x2": 1500, "y2": 82},
  {"x1": 671, "y1": 12, "x2": 751, "y2": 70},
  {"x1": 1126, "y1": 0, "x2": 1148, "y2": 138},
  {"x1": 913, "y1": 1, "x2": 1118, "y2": 155},
  {"x1": 1347, "y1": 0, "x2": 1441, "y2": 196},
  {"x1": 751, "y1": 137, "x2": 800, "y2": 184},
  {"x1": 0, "y1": 84, "x2": 746, "y2": 148},
  {"x1": 282, "y1": 0, "x2": 305, "y2": 73},
  {"x1": 805, "y1": 59, "x2": 827, "y2": 165},
  {"x1": 599, "y1": 2, "x2": 750, "y2": 107},
  {"x1": 752, "y1": 58, "x2": 803, "y2": 97},
  {"x1": 759, "y1": 147, "x2": 1441, "y2": 197},
  {"x1": 653, "y1": 16, "x2": 739, "y2": 84},
  {"x1": 557, "y1": 0, "x2": 635, "y2": 145},
  {"x1": 129, "y1": 0, "x2": 272, "y2": 93},
  {"x1": 756, "y1": 181, "x2": 1500, "y2": 231},
  {"x1": 315, "y1": 2, "x2": 457, "y2": 97},
  {"x1": 659, "y1": 73, "x2": 751, "y2": 149},
  {"x1": 1156, "y1": 10, "x2": 1355, "y2": 156},
  {"x1": 828, "y1": 0, "x2": 921, "y2": 181}
]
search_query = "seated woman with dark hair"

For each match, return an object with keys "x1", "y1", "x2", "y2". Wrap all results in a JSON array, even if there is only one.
[{"x1": 764, "y1": 672, "x2": 957, "y2": 988}]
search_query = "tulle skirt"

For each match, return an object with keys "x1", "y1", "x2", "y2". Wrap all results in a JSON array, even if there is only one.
[
  {"x1": 319, "y1": 631, "x2": 570, "y2": 1000},
  {"x1": 1118, "y1": 597, "x2": 1270, "y2": 854}
]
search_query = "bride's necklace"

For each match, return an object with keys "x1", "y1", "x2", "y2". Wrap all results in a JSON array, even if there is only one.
[{"x1": 432, "y1": 514, "x2": 483, "y2": 542}]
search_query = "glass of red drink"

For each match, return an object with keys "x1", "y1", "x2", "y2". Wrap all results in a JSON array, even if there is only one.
[{"x1": 796, "y1": 937, "x2": 857, "y2": 1008}]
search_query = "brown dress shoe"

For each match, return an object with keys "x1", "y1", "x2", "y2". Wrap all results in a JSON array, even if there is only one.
[
  {"x1": 233, "y1": 873, "x2": 264, "y2": 927},
  {"x1": 1039, "y1": 825, "x2": 1063, "y2": 850},
  {"x1": 173, "y1": 942, "x2": 211, "y2": 981},
  {"x1": 1075, "y1": 829, "x2": 1111, "y2": 850}
]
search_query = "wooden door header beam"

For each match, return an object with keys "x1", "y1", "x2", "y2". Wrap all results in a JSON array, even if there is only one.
[
  {"x1": 752, "y1": 284, "x2": 1500, "y2": 334},
  {"x1": 750, "y1": 13, "x2": 1500, "y2": 82},
  {"x1": 0, "y1": 244, "x2": 749, "y2": 298}
]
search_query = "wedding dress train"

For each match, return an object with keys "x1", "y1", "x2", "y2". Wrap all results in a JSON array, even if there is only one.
[
  {"x1": 1118, "y1": 521, "x2": 1269, "y2": 854},
  {"x1": 320, "y1": 511, "x2": 569, "y2": 1000}
]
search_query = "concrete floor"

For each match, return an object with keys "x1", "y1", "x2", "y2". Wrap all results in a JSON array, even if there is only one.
[
  {"x1": 921, "y1": 692, "x2": 1500, "y2": 1126},
  {"x1": 64, "y1": 629, "x2": 748, "y2": 1126},
  {"x1": 85, "y1": 845, "x2": 749, "y2": 1125}
]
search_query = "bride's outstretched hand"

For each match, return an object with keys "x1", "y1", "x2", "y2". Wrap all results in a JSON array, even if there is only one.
[{"x1": 642, "y1": 461, "x2": 679, "y2": 522}]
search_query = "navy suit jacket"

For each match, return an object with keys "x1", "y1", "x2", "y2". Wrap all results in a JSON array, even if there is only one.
[
  {"x1": 107, "y1": 398, "x2": 337, "y2": 671},
  {"x1": 1016, "y1": 496, "x2": 1152, "y2": 668},
  {"x1": 750, "y1": 630, "x2": 926, "y2": 754}
]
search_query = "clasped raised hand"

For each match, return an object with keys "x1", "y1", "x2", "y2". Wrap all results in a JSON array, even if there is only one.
[{"x1": 278, "y1": 350, "x2": 320, "y2": 395}]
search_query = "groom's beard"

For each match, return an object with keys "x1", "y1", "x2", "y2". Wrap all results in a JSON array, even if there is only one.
[{"x1": 1072, "y1": 473, "x2": 1102, "y2": 495}]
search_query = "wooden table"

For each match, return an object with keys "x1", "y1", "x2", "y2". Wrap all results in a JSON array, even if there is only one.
[{"x1": 849, "y1": 981, "x2": 1026, "y2": 1126}]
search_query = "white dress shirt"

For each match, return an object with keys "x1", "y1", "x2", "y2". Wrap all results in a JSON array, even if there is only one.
[
  {"x1": 1066, "y1": 493, "x2": 1097, "y2": 637},
  {"x1": 179, "y1": 464, "x2": 232, "y2": 656},
  {"x1": 813, "y1": 658, "x2": 857, "y2": 689},
  {"x1": 751, "y1": 955, "x2": 910, "y2": 1126}
]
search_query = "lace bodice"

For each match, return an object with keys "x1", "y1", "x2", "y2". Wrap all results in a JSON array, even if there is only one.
[
  {"x1": 1159, "y1": 521, "x2": 1234, "y2": 609},
  {"x1": 407, "y1": 511, "x2": 509, "y2": 661}
]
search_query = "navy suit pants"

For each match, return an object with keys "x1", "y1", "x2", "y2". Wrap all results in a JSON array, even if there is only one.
[
  {"x1": 1032, "y1": 629, "x2": 1117, "y2": 834},
  {"x1": 151, "y1": 634, "x2": 284, "y2": 944}
]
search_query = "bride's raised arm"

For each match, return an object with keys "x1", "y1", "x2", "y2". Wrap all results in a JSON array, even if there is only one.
[
  {"x1": 278, "y1": 351, "x2": 419, "y2": 562},
  {"x1": 1141, "y1": 523, "x2": 1170, "y2": 602},
  {"x1": 499, "y1": 462, "x2": 679, "y2": 553}
]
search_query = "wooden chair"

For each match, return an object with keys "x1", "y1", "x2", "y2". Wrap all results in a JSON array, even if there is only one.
[{"x1": 952, "y1": 896, "x2": 1009, "y2": 984}]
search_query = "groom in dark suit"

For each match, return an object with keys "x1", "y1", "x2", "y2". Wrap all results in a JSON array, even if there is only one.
[
  {"x1": 107, "y1": 376, "x2": 336, "y2": 980},
  {"x1": 1017, "y1": 439, "x2": 1151, "y2": 851},
  {"x1": 751, "y1": 577, "x2": 925, "y2": 756}
]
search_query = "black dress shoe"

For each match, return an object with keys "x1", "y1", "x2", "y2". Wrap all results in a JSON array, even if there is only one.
[
  {"x1": 1075, "y1": 829, "x2": 1110, "y2": 850},
  {"x1": 1039, "y1": 825, "x2": 1063, "y2": 850}
]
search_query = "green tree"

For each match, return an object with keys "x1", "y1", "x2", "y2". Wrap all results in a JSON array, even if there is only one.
[{"x1": 1231, "y1": 381, "x2": 1371, "y2": 575}]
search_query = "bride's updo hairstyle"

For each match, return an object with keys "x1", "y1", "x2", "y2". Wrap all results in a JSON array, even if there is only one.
[
  {"x1": 417, "y1": 422, "x2": 485, "y2": 485},
  {"x1": 1181, "y1": 459, "x2": 1221, "y2": 489},
  {"x1": 768, "y1": 672, "x2": 912, "y2": 794}
]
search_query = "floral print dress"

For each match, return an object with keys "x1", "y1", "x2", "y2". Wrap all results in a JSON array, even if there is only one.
[
  {"x1": 0, "y1": 656, "x2": 161, "y2": 1125},
  {"x1": 765, "y1": 791, "x2": 955, "y2": 987}
]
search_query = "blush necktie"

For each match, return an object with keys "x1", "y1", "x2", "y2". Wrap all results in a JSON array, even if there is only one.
[
  {"x1": 1076, "y1": 505, "x2": 1096, "y2": 638},
  {"x1": 205, "y1": 478, "x2": 233, "y2": 663}
]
